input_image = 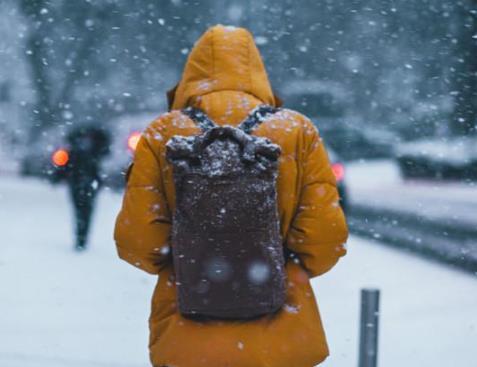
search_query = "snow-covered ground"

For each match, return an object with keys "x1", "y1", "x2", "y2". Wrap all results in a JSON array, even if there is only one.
[
  {"x1": 1, "y1": 177, "x2": 476, "y2": 367},
  {"x1": 0, "y1": 147, "x2": 20, "y2": 177},
  {"x1": 319, "y1": 237, "x2": 477, "y2": 367}
]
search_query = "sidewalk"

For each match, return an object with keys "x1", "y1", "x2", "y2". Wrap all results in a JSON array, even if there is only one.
[
  {"x1": 0, "y1": 177, "x2": 476, "y2": 366},
  {"x1": 317, "y1": 236, "x2": 477, "y2": 367}
]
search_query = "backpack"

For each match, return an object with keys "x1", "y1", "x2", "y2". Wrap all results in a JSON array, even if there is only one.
[{"x1": 165, "y1": 105, "x2": 286, "y2": 320}]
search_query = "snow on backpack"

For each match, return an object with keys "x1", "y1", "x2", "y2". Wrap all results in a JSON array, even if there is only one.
[{"x1": 165, "y1": 105, "x2": 286, "y2": 319}]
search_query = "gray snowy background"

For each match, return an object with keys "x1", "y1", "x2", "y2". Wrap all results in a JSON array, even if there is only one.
[{"x1": 0, "y1": 0, "x2": 476, "y2": 366}]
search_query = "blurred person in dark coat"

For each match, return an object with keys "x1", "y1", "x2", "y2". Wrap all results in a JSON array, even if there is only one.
[{"x1": 53, "y1": 125, "x2": 110, "y2": 251}]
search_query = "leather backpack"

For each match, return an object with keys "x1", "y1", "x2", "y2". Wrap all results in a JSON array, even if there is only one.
[{"x1": 166, "y1": 105, "x2": 286, "y2": 319}]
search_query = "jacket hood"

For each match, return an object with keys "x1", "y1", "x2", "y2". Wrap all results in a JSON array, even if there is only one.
[{"x1": 169, "y1": 25, "x2": 278, "y2": 110}]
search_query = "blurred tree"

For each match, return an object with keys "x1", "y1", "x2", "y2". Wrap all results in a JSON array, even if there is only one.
[
  {"x1": 19, "y1": 0, "x2": 118, "y2": 141},
  {"x1": 19, "y1": 0, "x2": 52, "y2": 139},
  {"x1": 451, "y1": 0, "x2": 477, "y2": 135}
]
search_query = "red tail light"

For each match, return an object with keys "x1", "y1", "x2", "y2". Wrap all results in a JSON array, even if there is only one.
[
  {"x1": 332, "y1": 163, "x2": 345, "y2": 182},
  {"x1": 51, "y1": 149, "x2": 69, "y2": 167},
  {"x1": 127, "y1": 131, "x2": 141, "y2": 152}
]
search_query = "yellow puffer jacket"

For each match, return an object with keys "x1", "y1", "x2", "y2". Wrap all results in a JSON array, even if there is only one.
[{"x1": 114, "y1": 25, "x2": 348, "y2": 367}]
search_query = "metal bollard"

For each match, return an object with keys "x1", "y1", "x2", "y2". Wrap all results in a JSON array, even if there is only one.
[{"x1": 358, "y1": 289, "x2": 380, "y2": 367}]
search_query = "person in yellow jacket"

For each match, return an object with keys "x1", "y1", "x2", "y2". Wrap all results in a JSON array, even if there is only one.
[{"x1": 114, "y1": 25, "x2": 348, "y2": 367}]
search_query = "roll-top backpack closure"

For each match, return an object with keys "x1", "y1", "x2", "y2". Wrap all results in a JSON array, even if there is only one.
[{"x1": 166, "y1": 105, "x2": 281, "y2": 176}]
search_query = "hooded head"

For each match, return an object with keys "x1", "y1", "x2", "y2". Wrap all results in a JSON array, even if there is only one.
[{"x1": 169, "y1": 25, "x2": 280, "y2": 112}]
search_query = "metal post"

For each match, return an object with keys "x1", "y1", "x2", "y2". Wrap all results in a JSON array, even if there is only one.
[{"x1": 358, "y1": 289, "x2": 380, "y2": 367}]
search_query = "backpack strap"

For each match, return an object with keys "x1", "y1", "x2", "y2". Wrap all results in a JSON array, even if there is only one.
[
  {"x1": 238, "y1": 105, "x2": 279, "y2": 134},
  {"x1": 182, "y1": 107, "x2": 218, "y2": 131}
]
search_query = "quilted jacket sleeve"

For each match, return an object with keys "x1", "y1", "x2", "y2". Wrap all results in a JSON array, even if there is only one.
[
  {"x1": 114, "y1": 128, "x2": 172, "y2": 274},
  {"x1": 286, "y1": 119, "x2": 349, "y2": 278}
]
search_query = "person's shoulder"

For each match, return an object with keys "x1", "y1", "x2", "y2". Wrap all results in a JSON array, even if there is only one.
[
  {"x1": 142, "y1": 110, "x2": 190, "y2": 145},
  {"x1": 146, "y1": 110, "x2": 186, "y2": 132},
  {"x1": 272, "y1": 108, "x2": 319, "y2": 136}
]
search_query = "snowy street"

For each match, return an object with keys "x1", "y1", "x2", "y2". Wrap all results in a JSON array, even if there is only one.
[
  {"x1": 1, "y1": 177, "x2": 476, "y2": 367},
  {"x1": 346, "y1": 160, "x2": 477, "y2": 229},
  {"x1": 345, "y1": 160, "x2": 477, "y2": 271}
]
